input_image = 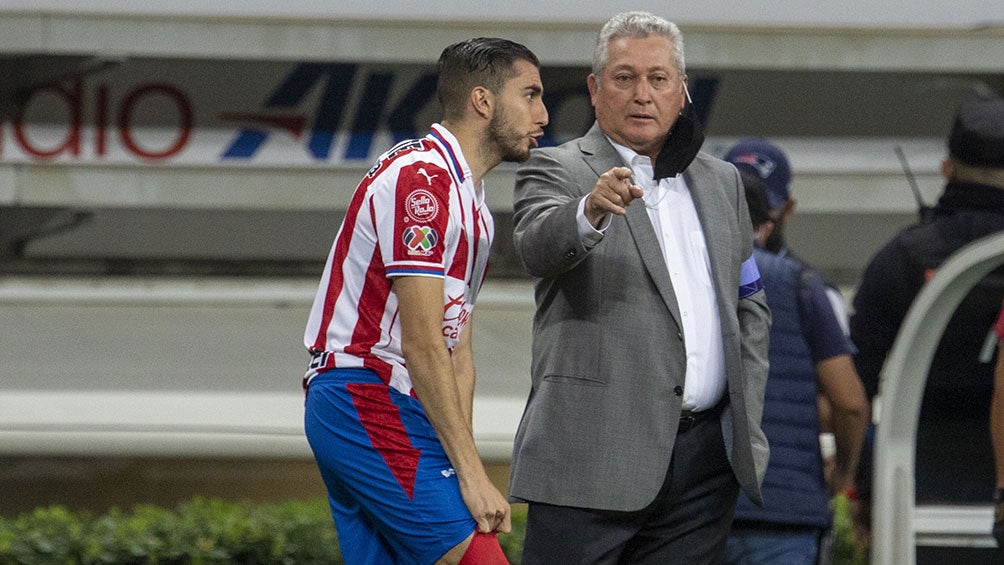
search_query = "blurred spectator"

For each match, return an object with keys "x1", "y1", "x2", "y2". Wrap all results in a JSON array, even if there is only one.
[
  {"x1": 724, "y1": 138, "x2": 851, "y2": 334},
  {"x1": 725, "y1": 138, "x2": 855, "y2": 523},
  {"x1": 725, "y1": 170, "x2": 869, "y2": 565},
  {"x1": 850, "y1": 93, "x2": 1004, "y2": 514}
]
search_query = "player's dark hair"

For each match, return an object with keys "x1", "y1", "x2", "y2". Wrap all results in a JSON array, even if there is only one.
[
  {"x1": 436, "y1": 37, "x2": 540, "y2": 121},
  {"x1": 739, "y1": 169, "x2": 772, "y2": 229}
]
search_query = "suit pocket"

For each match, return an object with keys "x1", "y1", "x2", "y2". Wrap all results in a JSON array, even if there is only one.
[{"x1": 542, "y1": 374, "x2": 607, "y2": 387}]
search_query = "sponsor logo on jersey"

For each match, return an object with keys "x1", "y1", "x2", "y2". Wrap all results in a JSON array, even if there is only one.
[
  {"x1": 405, "y1": 189, "x2": 439, "y2": 223},
  {"x1": 442, "y1": 293, "x2": 471, "y2": 340},
  {"x1": 402, "y1": 225, "x2": 438, "y2": 256},
  {"x1": 416, "y1": 167, "x2": 439, "y2": 184}
]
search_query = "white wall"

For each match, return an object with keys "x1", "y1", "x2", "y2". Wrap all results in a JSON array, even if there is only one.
[{"x1": 2, "y1": 0, "x2": 1002, "y2": 29}]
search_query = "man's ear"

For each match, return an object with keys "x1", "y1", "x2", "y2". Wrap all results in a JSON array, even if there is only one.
[{"x1": 470, "y1": 86, "x2": 494, "y2": 120}]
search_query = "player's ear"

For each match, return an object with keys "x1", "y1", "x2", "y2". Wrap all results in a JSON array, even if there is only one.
[{"x1": 469, "y1": 85, "x2": 494, "y2": 120}]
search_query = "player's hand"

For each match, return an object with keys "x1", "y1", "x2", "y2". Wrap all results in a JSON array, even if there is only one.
[
  {"x1": 459, "y1": 474, "x2": 512, "y2": 534},
  {"x1": 584, "y1": 166, "x2": 644, "y2": 227}
]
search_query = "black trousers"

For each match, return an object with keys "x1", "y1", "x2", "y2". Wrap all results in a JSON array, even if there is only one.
[{"x1": 521, "y1": 412, "x2": 740, "y2": 564}]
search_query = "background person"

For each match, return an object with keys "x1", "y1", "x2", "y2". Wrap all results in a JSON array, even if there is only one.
[
  {"x1": 508, "y1": 11, "x2": 771, "y2": 564},
  {"x1": 302, "y1": 37, "x2": 548, "y2": 565},
  {"x1": 724, "y1": 138, "x2": 851, "y2": 334},
  {"x1": 850, "y1": 93, "x2": 1004, "y2": 516},
  {"x1": 725, "y1": 171, "x2": 869, "y2": 565}
]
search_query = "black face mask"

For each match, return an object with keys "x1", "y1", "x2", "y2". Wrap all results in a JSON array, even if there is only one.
[{"x1": 652, "y1": 100, "x2": 705, "y2": 180}]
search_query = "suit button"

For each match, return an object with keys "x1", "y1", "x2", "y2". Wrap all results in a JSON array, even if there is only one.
[
  {"x1": 673, "y1": 385, "x2": 683, "y2": 396},
  {"x1": 563, "y1": 248, "x2": 578, "y2": 260},
  {"x1": 677, "y1": 332, "x2": 684, "y2": 341}
]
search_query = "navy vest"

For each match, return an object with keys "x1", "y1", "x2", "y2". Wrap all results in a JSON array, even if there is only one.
[{"x1": 733, "y1": 248, "x2": 831, "y2": 528}]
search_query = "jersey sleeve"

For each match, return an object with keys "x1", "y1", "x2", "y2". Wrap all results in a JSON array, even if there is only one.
[{"x1": 374, "y1": 160, "x2": 453, "y2": 278}]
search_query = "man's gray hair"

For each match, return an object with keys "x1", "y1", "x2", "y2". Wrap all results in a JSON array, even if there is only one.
[{"x1": 593, "y1": 11, "x2": 685, "y2": 81}]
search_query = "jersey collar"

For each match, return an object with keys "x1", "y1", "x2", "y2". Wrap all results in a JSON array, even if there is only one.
[{"x1": 429, "y1": 123, "x2": 470, "y2": 185}]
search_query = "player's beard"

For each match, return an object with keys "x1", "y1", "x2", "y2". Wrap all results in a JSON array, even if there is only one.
[{"x1": 486, "y1": 103, "x2": 532, "y2": 164}]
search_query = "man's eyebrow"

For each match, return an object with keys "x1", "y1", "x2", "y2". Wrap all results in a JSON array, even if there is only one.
[{"x1": 609, "y1": 63, "x2": 673, "y2": 73}]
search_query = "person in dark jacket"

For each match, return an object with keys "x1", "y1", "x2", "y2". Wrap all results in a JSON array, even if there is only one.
[
  {"x1": 850, "y1": 93, "x2": 1004, "y2": 513},
  {"x1": 725, "y1": 171, "x2": 869, "y2": 565}
]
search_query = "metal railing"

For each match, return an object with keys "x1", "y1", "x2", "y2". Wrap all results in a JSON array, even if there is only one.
[{"x1": 872, "y1": 231, "x2": 1004, "y2": 564}]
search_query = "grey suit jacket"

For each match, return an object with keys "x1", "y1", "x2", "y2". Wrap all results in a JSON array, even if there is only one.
[{"x1": 508, "y1": 123, "x2": 771, "y2": 511}]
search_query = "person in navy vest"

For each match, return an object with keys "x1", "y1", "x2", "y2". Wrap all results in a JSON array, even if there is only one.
[
  {"x1": 725, "y1": 170, "x2": 869, "y2": 564},
  {"x1": 723, "y1": 138, "x2": 852, "y2": 335}
]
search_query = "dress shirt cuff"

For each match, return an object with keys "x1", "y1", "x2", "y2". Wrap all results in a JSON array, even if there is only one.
[{"x1": 576, "y1": 196, "x2": 609, "y2": 248}]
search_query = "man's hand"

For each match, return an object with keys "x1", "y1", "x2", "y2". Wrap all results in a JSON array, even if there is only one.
[
  {"x1": 584, "y1": 166, "x2": 644, "y2": 227},
  {"x1": 459, "y1": 474, "x2": 512, "y2": 533}
]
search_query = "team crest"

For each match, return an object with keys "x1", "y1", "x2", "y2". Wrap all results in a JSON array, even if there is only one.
[
  {"x1": 402, "y1": 225, "x2": 439, "y2": 256},
  {"x1": 405, "y1": 189, "x2": 439, "y2": 223}
]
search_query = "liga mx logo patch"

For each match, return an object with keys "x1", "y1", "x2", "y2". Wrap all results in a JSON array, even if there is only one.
[{"x1": 403, "y1": 225, "x2": 439, "y2": 256}]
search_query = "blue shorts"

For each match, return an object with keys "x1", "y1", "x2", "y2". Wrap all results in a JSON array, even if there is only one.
[{"x1": 304, "y1": 368, "x2": 476, "y2": 564}]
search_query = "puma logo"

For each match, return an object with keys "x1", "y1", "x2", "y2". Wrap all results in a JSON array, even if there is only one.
[{"x1": 417, "y1": 167, "x2": 439, "y2": 185}]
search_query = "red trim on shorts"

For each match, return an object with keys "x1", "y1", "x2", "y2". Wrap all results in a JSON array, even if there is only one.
[{"x1": 347, "y1": 382, "x2": 420, "y2": 499}]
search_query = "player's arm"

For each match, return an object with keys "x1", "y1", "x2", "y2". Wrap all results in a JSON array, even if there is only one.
[
  {"x1": 451, "y1": 316, "x2": 476, "y2": 429},
  {"x1": 394, "y1": 276, "x2": 510, "y2": 534},
  {"x1": 816, "y1": 354, "x2": 869, "y2": 495}
]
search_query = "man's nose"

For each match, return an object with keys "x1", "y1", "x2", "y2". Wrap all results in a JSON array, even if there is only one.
[{"x1": 632, "y1": 77, "x2": 655, "y2": 102}]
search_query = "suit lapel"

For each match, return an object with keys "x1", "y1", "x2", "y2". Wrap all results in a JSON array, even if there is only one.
[
  {"x1": 578, "y1": 124, "x2": 683, "y2": 329},
  {"x1": 684, "y1": 163, "x2": 731, "y2": 302},
  {"x1": 624, "y1": 203, "x2": 684, "y2": 327}
]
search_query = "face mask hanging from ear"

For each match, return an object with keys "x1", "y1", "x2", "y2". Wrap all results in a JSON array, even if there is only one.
[{"x1": 653, "y1": 84, "x2": 706, "y2": 180}]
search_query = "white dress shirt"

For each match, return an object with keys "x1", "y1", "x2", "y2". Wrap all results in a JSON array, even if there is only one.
[{"x1": 576, "y1": 140, "x2": 726, "y2": 411}]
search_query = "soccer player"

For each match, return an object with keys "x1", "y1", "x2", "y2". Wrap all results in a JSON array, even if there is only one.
[{"x1": 302, "y1": 38, "x2": 547, "y2": 564}]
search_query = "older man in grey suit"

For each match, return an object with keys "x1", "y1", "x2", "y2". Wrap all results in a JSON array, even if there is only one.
[{"x1": 508, "y1": 12, "x2": 771, "y2": 563}]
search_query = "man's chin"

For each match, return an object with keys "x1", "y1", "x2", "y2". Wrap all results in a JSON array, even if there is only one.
[
  {"x1": 623, "y1": 132, "x2": 665, "y2": 155},
  {"x1": 502, "y1": 146, "x2": 532, "y2": 164}
]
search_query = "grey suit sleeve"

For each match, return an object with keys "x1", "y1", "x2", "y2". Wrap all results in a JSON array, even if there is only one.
[
  {"x1": 734, "y1": 165, "x2": 771, "y2": 438},
  {"x1": 513, "y1": 149, "x2": 594, "y2": 278}
]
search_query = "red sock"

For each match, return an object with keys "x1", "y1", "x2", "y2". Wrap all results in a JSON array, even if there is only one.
[{"x1": 458, "y1": 531, "x2": 509, "y2": 565}]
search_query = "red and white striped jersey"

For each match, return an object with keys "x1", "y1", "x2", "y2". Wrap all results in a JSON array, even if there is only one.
[{"x1": 303, "y1": 124, "x2": 494, "y2": 395}]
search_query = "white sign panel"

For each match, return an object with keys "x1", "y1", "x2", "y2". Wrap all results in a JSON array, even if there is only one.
[{"x1": 0, "y1": 59, "x2": 642, "y2": 168}]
